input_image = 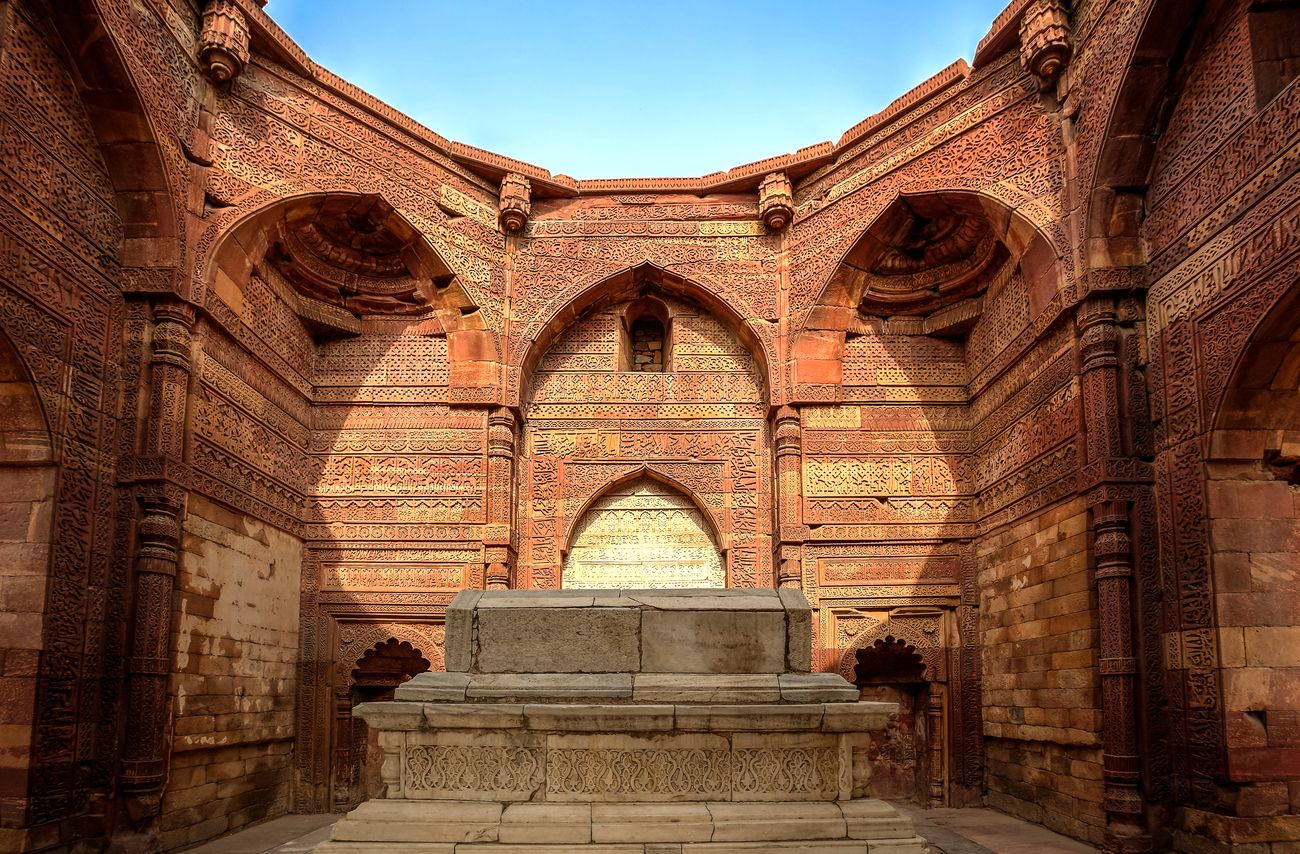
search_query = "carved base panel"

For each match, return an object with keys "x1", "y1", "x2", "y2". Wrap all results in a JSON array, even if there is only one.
[
  {"x1": 322, "y1": 699, "x2": 926, "y2": 851},
  {"x1": 321, "y1": 798, "x2": 928, "y2": 852}
]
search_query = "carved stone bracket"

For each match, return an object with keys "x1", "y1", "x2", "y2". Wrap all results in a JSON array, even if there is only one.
[
  {"x1": 499, "y1": 173, "x2": 532, "y2": 234},
  {"x1": 1020, "y1": 0, "x2": 1072, "y2": 87},
  {"x1": 199, "y1": 0, "x2": 251, "y2": 84},
  {"x1": 759, "y1": 172, "x2": 795, "y2": 231}
]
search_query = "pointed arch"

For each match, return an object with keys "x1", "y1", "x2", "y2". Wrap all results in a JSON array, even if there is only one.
[
  {"x1": 560, "y1": 472, "x2": 726, "y2": 590},
  {"x1": 560, "y1": 465, "x2": 727, "y2": 556},
  {"x1": 50, "y1": 0, "x2": 184, "y2": 285},
  {"x1": 1086, "y1": 0, "x2": 1205, "y2": 266},
  {"x1": 0, "y1": 326, "x2": 57, "y2": 807},
  {"x1": 202, "y1": 191, "x2": 478, "y2": 329},
  {"x1": 515, "y1": 262, "x2": 772, "y2": 408},
  {"x1": 792, "y1": 188, "x2": 1066, "y2": 390}
]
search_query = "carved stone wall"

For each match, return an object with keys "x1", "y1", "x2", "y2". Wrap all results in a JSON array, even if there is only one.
[
  {"x1": 0, "y1": 2, "x2": 130, "y2": 844},
  {"x1": 521, "y1": 291, "x2": 770, "y2": 591},
  {"x1": 0, "y1": 0, "x2": 1298, "y2": 850},
  {"x1": 1141, "y1": 0, "x2": 1300, "y2": 844}
]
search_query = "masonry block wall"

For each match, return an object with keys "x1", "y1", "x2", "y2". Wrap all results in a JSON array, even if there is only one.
[
  {"x1": 161, "y1": 496, "x2": 303, "y2": 850},
  {"x1": 978, "y1": 498, "x2": 1103, "y2": 845}
]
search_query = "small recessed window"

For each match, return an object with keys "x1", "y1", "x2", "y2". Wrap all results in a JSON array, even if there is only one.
[
  {"x1": 629, "y1": 315, "x2": 666, "y2": 372},
  {"x1": 620, "y1": 297, "x2": 672, "y2": 372}
]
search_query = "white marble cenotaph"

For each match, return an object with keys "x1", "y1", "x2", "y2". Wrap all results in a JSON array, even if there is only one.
[{"x1": 318, "y1": 588, "x2": 930, "y2": 853}]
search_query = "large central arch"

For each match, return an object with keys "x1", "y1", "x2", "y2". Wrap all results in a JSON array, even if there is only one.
[{"x1": 517, "y1": 263, "x2": 773, "y2": 590}]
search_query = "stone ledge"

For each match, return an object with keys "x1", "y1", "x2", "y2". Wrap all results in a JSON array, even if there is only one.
[
  {"x1": 357, "y1": 701, "x2": 898, "y2": 734},
  {"x1": 320, "y1": 799, "x2": 927, "y2": 852}
]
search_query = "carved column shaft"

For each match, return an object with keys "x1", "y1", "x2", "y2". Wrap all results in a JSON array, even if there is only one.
[
  {"x1": 121, "y1": 301, "x2": 194, "y2": 808},
  {"x1": 485, "y1": 407, "x2": 518, "y2": 589},
  {"x1": 1079, "y1": 298, "x2": 1148, "y2": 852},
  {"x1": 773, "y1": 405, "x2": 805, "y2": 589}
]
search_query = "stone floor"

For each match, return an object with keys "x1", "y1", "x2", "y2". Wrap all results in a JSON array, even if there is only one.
[
  {"x1": 180, "y1": 805, "x2": 1099, "y2": 854},
  {"x1": 894, "y1": 804, "x2": 1099, "y2": 853}
]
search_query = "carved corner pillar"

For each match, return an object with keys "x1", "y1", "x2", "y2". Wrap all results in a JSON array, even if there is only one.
[
  {"x1": 485, "y1": 407, "x2": 519, "y2": 589},
  {"x1": 120, "y1": 496, "x2": 183, "y2": 810},
  {"x1": 759, "y1": 172, "x2": 795, "y2": 231},
  {"x1": 773, "y1": 406, "x2": 806, "y2": 589},
  {"x1": 199, "y1": 0, "x2": 251, "y2": 84},
  {"x1": 1019, "y1": 0, "x2": 1071, "y2": 87},
  {"x1": 498, "y1": 173, "x2": 532, "y2": 235},
  {"x1": 1093, "y1": 500, "x2": 1146, "y2": 852},
  {"x1": 120, "y1": 301, "x2": 196, "y2": 818},
  {"x1": 1078, "y1": 299, "x2": 1150, "y2": 853}
]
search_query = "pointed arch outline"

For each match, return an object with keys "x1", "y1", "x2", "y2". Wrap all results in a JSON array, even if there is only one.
[
  {"x1": 791, "y1": 187, "x2": 1068, "y2": 389},
  {"x1": 797, "y1": 187, "x2": 1067, "y2": 333},
  {"x1": 515, "y1": 261, "x2": 773, "y2": 409},
  {"x1": 560, "y1": 464, "x2": 728, "y2": 560}
]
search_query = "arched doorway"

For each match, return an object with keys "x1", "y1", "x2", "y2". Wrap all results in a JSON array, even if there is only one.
[
  {"x1": 0, "y1": 330, "x2": 55, "y2": 810},
  {"x1": 856, "y1": 637, "x2": 930, "y2": 802},
  {"x1": 333, "y1": 638, "x2": 430, "y2": 809},
  {"x1": 562, "y1": 475, "x2": 724, "y2": 589}
]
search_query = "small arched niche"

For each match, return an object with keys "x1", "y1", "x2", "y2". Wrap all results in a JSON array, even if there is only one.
[
  {"x1": 562, "y1": 475, "x2": 724, "y2": 590},
  {"x1": 620, "y1": 296, "x2": 672, "y2": 373}
]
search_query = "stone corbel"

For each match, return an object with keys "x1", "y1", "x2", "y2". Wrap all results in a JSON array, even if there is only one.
[
  {"x1": 1019, "y1": 0, "x2": 1071, "y2": 87},
  {"x1": 759, "y1": 172, "x2": 795, "y2": 231},
  {"x1": 498, "y1": 173, "x2": 532, "y2": 234},
  {"x1": 199, "y1": 1, "x2": 251, "y2": 83}
]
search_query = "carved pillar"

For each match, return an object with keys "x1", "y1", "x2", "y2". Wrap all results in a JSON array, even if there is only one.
[
  {"x1": 1078, "y1": 298, "x2": 1149, "y2": 853},
  {"x1": 928, "y1": 686, "x2": 946, "y2": 807},
  {"x1": 120, "y1": 301, "x2": 195, "y2": 816},
  {"x1": 1019, "y1": 0, "x2": 1071, "y2": 87},
  {"x1": 199, "y1": 0, "x2": 251, "y2": 83},
  {"x1": 773, "y1": 406, "x2": 805, "y2": 589},
  {"x1": 484, "y1": 407, "x2": 518, "y2": 589}
]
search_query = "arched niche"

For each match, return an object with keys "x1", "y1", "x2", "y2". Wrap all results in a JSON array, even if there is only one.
[
  {"x1": 516, "y1": 265, "x2": 772, "y2": 589},
  {"x1": 205, "y1": 192, "x2": 479, "y2": 337},
  {"x1": 1205, "y1": 273, "x2": 1300, "y2": 790},
  {"x1": 561, "y1": 474, "x2": 725, "y2": 590},
  {"x1": 0, "y1": 329, "x2": 55, "y2": 806},
  {"x1": 793, "y1": 189, "x2": 1063, "y2": 390},
  {"x1": 516, "y1": 262, "x2": 771, "y2": 407}
]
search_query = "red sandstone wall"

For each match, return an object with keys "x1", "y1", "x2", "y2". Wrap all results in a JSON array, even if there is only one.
[
  {"x1": 0, "y1": 1, "x2": 130, "y2": 846},
  {"x1": 1, "y1": 0, "x2": 1297, "y2": 849}
]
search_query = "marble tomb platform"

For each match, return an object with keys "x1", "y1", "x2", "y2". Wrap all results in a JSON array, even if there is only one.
[{"x1": 318, "y1": 588, "x2": 930, "y2": 853}]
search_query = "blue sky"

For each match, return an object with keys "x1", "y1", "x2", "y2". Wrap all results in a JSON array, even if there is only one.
[{"x1": 265, "y1": 1, "x2": 1010, "y2": 179}]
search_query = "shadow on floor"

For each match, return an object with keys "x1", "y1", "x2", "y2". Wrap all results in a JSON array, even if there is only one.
[
  {"x1": 179, "y1": 814, "x2": 338, "y2": 854},
  {"x1": 892, "y1": 803, "x2": 1099, "y2": 854}
]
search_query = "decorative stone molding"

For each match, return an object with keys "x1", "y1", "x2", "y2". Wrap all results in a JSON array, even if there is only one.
[
  {"x1": 199, "y1": 0, "x2": 251, "y2": 84},
  {"x1": 758, "y1": 172, "x2": 794, "y2": 230},
  {"x1": 499, "y1": 173, "x2": 532, "y2": 233},
  {"x1": 1019, "y1": 0, "x2": 1071, "y2": 86}
]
